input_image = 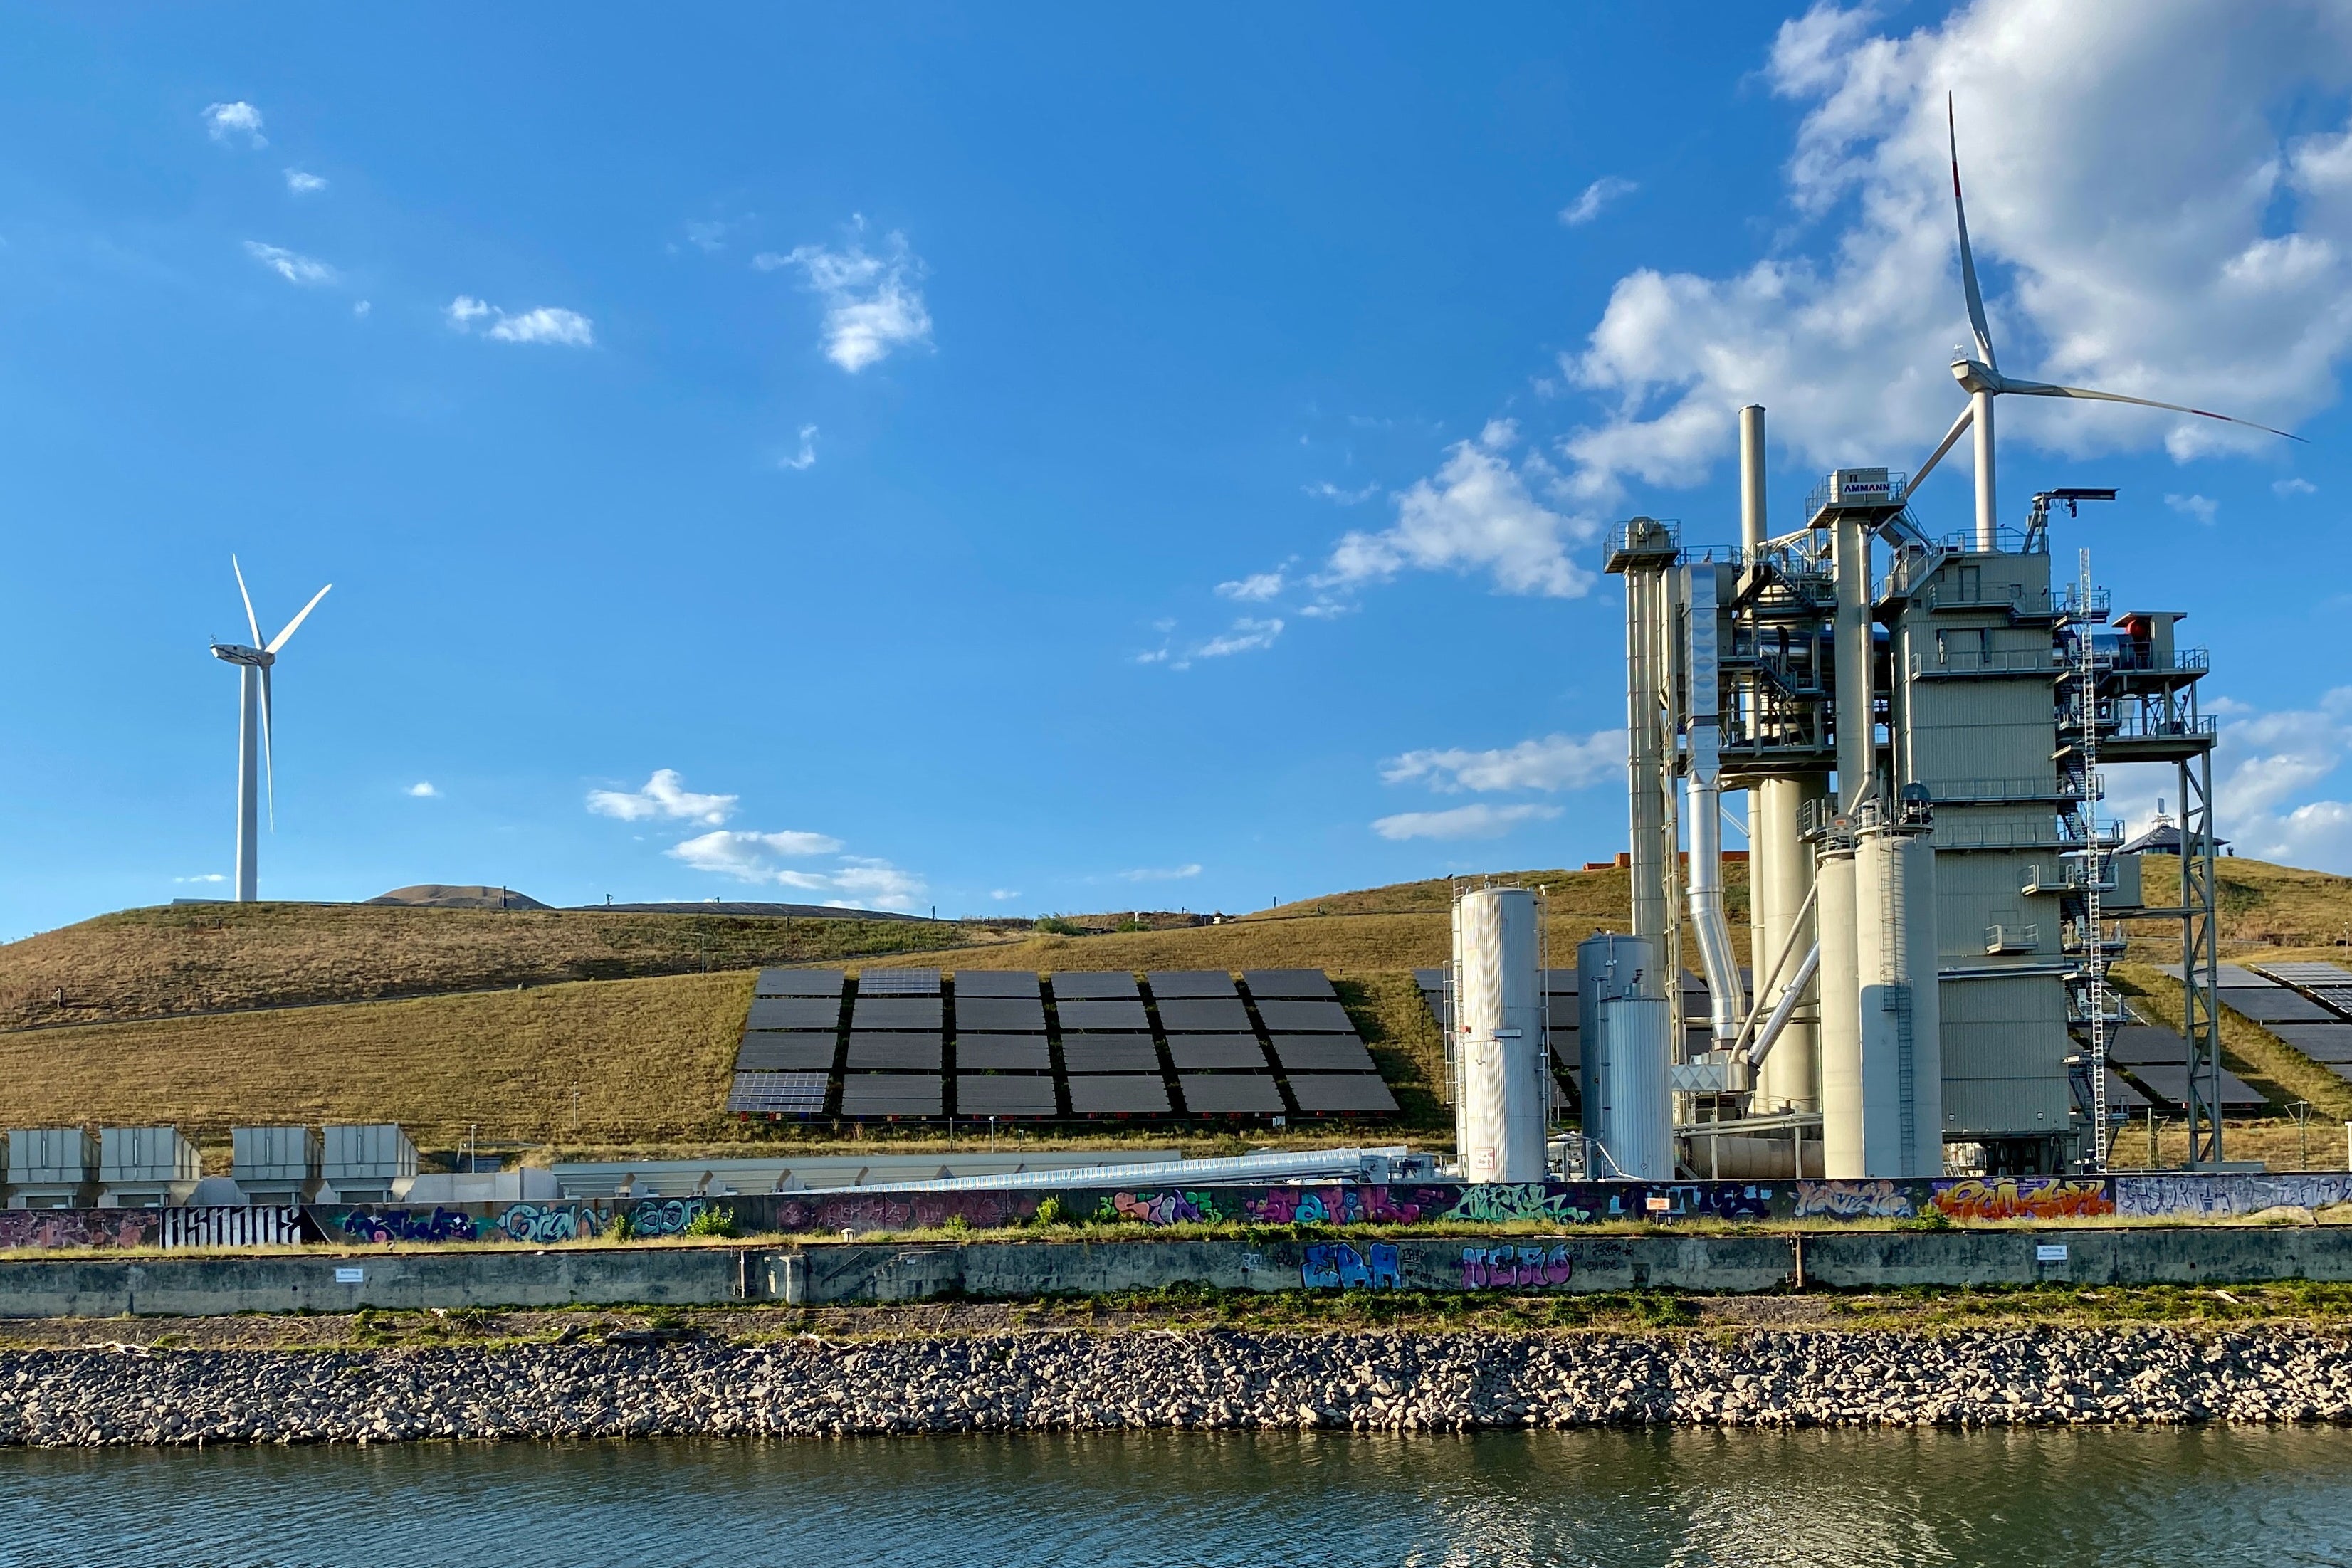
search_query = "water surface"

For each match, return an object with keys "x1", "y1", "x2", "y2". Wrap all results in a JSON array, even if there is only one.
[{"x1": 2, "y1": 1426, "x2": 2344, "y2": 1567}]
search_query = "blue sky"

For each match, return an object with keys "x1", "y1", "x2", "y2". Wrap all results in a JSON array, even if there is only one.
[{"x1": 2, "y1": 2, "x2": 2351, "y2": 935}]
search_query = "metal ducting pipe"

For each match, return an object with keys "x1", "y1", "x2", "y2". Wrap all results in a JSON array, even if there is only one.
[{"x1": 1682, "y1": 565, "x2": 1745, "y2": 1041}]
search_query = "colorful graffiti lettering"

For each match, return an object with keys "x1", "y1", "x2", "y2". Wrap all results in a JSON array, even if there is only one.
[
  {"x1": 1931, "y1": 1178, "x2": 2114, "y2": 1222},
  {"x1": 622, "y1": 1198, "x2": 708, "y2": 1238},
  {"x1": 1301, "y1": 1241, "x2": 1401, "y2": 1289},
  {"x1": 329, "y1": 1206, "x2": 479, "y2": 1245},
  {"x1": 1097, "y1": 1189, "x2": 1225, "y2": 1226},
  {"x1": 0, "y1": 1210, "x2": 159, "y2": 1251},
  {"x1": 1459, "y1": 1243, "x2": 1574, "y2": 1289},
  {"x1": 1792, "y1": 1180, "x2": 1918, "y2": 1220},
  {"x1": 1440, "y1": 1185, "x2": 1592, "y2": 1226},
  {"x1": 495, "y1": 1203, "x2": 612, "y2": 1243}
]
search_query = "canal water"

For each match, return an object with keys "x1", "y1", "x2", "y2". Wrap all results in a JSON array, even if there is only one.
[{"x1": 1, "y1": 1426, "x2": 2343, "y2": 1565}]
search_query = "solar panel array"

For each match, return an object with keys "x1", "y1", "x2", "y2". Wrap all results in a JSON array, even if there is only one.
[{"x1": 725, "y1": 967, "x2": 1395, "y2": 1123}]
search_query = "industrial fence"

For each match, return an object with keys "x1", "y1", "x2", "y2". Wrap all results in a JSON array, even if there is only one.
[{"x1": 3, "y1": 1172, "x2": 2351, "y2": 1253}]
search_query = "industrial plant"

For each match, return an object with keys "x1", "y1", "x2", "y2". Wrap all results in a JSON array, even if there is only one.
[{"x1": 1441, "y1": 106, "x2": 2287, "y2": 1186}]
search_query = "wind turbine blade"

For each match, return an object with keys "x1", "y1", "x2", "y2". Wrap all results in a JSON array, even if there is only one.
[
  {"x1": 267, "y1": 583, "x2": 332, "y2": 654},
  {"x1": 1997, "y1": 377, "x2": 2304, "y2": 441},
  {"x1": 261, "y1": 664, "x2": 276, "y2": 831},
  {"x1": 1910, "y1": 400, "x2": 1975, "y2": 490},
  {"x1": 1948, "y1": 93, "x2": 1997, "y2": 370},
  {"x1": 232, "y1": 555, "x2": 261, "y2": 647}
]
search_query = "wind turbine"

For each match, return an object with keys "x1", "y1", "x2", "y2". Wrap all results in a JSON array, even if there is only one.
[
  {"x1": 1912, "y1": 95, "x2": 2300, "y2": 549},
  {"x1": 209, "y1": 559, "x2": 331, "y2": 903}
]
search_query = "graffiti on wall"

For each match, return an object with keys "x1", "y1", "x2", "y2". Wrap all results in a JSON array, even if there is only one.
[
  {"x1": 1931, "y1": 1178, "x2": 2114, "y2": 1221},
  {"x1": 0, "y1": 1209, "x2": 159, "y2": 1251},
  {"x1": 1300, "y1": 1241, "x2": 1402, "y2": 1289},
  {"x1": 1438, "y1": 1185, "x2": 1592, "y2": 1226},
  {"x1": 1461, "y1": 1243, "x2": 1575, "y2": 1290},
  {"x1": 1096, "y1": 1189, "x2": 1226, "y2": 1226},
  {"x1": 1793, "y1": 1180, "x2": 1919, "y2": 1221},
  {"x1": 2115, "y1": 1173, "x2": 2352, "y2": 1219}
]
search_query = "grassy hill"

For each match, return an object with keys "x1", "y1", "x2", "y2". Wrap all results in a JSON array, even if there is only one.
[{"x1": 4, "y1": 853, "x2": 2350, "y2": 1167}]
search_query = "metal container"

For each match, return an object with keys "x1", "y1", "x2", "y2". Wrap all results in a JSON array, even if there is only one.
[
  {"x1": 1578, "y1": 933, "x2": 1671, "y2": 1179},
  {"x1": 232, "y1": 1125, "x2": 321, "y2": 1185},
  {"x1": 1855, "y1": 821, "x2": 1943, "y2": 1177},
  {"x1": 6, "y1": 1128, "x2": 95, "y2": 1184},
  {"x1": 98, "y1": 1127, "x2": 199, "y2": 1184},
  {"x1": 1454, "y1": 888, "x2": 1548, "y2": 1183}
]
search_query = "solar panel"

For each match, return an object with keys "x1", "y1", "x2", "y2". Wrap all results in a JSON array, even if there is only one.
[
  {"x1": 853, "y1": 996, "x2": 944, "y2": 1031},
  {"x1": 840, "y1": 1074, "x2": 944, "y2": 1117},
  {"x1": 1051, "y1": 971, "x2": 1139, "y2": 999},
  {"x1": 955, "y1": 1035, "x2": 1054, "y2": 1071},
  {"x1": 1270, "y1": 1036, "x2": 1378, "y2": 1074},
  {"x1": 846, "y1": 1033, "x2": 944, "y2": 1072},
  {"x1": 1059, "y1": 1037, "x2": 1160, "y2": 1073},
  {"x1": 1167, "y1": 1035, "x2": 1270, "y2": 1071},
  {"x1": 2123, "y1": 1063, "x2": 2264, "y2": 1108},
  {"x1": 1546, "y1": 996, "x2": 1578, "y2": 1028},
  {"x1": 1243, "y1": 969, "x2": 1335, "y2": 999},
  {"x1": 1148, "y1": 970, "x2": 1237, "y2": 999},
  {"x1": 2268, "y1": 1025, "x2": 2352, "y2": 1063},
  {"x1": 1254, "y1": 999, "x2": 1355, "y2": 1033},
  {"x1": 1156, "y1": 997, "x2": 1251, "y2": 1033},
  {"x1": 2104, "y1": 1070, "x2": 2152, "y2": 1110},
  {"x1": 735, "y1": 1033, "x2": 839, "y2": 1072},
  {"x1": 747, "y1": 996, "x2": 844, "y2": 1032},
  {"x1": 1057, "y1": 998, "x2": 1150, "y2": 1032},
  {"x1": 757, "y1": 968, "x2": 845, "y2": 997},
  {"x1": 727, "y1": 1072, "x2": 829, "y2": 1115},
  {"x1": 955, "y1": 1075, "x2": 1059, "y2": 1117},
  {"x1": 1413, "y1": 968, "x2": 1445, "y2": 990},
  {"x1": 1551, "y1": 1034, "x2": 1581, "y2": 1071},
  {"x1": 2306, "y1": 987, "x2": 2352, "y2": 1019},
  {"x1": 1287, "y1": 1075, "x2": 1399, "y2": 1115},
  {"x1": 2261, "y1": 962, "x2": 2352, "y2": 986},
  {"x1": 1177, "y1": 1074, "x2": 1286, "y2": 1115},
  {"x1": 859, "y1": 968, "x2": 942, "y2": 995},
  {"x1": 955, "y1": 996, "x2": 1046, "y2": 1033},
  {"x1": 2216, "y1": 965, "x2": 2279, "y2": 989},
  {"x1": 1541, "y1": 969, "x2": 1577, "y2": 994},
  {"x1": 2104, "y1": 1026, "x2": 2188, "y2": 1065},
  {"x1": 953, "y1": 970, "x2": 1041, "y2": 999},
  {"x1": 2223, "y1": 990, "x2": 2333, "y2": 1024},
  {"x1": 1067, "y1": 1075, "x2": 1172, "y2": 1115}
]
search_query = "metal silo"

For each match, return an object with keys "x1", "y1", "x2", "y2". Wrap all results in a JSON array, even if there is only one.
[
  {"x1": 1816, "y1": 835, "x2": 1866, "y2": 1177},
  {"x1": 1579, "y1": 932, "x2": 1672, "y2": 1179},
  {"x1": 1855, "y1": 809, "x2": 1944, "y2": 1176},
  {"x1": 1454, "y1": 886, "x2": 1547, "y2": 1183}
]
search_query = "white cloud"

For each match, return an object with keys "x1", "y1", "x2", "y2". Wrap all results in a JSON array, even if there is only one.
[
  {"x1": 1549, "y1": 1, "x2": 2352, "y2": 517},
  {"x1": 1560, "y1": 175, "x2": 1638, "y2": 226},
  {"x1": 353, "y1": 300, "x2": 372, "y2": 318},
  {"x1": 1216, "y1": 570, "x2": 1285, "y2": 602},
  {"x1": 780, "y1": 424, "x2": 818, "y2": 470},
  {"x1": 2136, "y1": 685, "x2": 2352, "y2": 870},
  {"x1": 243, "y1": 241, "x2": 336, "y2": 286},
  {"x1": 671, "y1": 828, "x2": 848, "y2": 876},
  {"x1": 1318, "y1": 419, "x2": 1595, "y2": 599},
  {"x1": 2277, "y1": 476, "x2": 2318, "y2": 495},
  {"x1": 1193, "y1": 618, "x2": 1284, "y2": 659},
  {"x1": 1382, "y1": 729, "x2": 1626, "y2": 793},
  {"x1": 1304, "y1": 480, "x2": 1380, "y2": 505},
  {"x1": 174, "y1": 873, "x2": 227, "y2": 884},
  {"x1": 1120, "y1": 864, "x2": 1202, "y2": 882},
  {"x1": 990, "y1": 888, "x2": 1022, "y2": 901},
  {"x1": 283, "y1": 169, "x2": 327, "y2": 194},
  {"x1": 406, "y1": 782, "x2": 439, "y2": 798},
  {"x1": 487, "y1": 307, "x2": 594, "y2": 347},
  {"x1": 203, "y1": 101, "x2": 266, "y2": 148},
  {"x1": 685, "y1": 219, "x2": 732, "y2": 253},
  {"x1": 1371, "y1": 803, "x2": 1563, "y2": 841},
  {"x1": 446, "y1": 295, "x2": 594, "y2": 346},
  {"x1": 2165, "y1": 493, "x2": 2219, "y2": 524},
  {"x1": 762, "y1": 221, "x2": 933, "y2": 372},
  {"x1": 585, "y1": 769, "x2": 738, "y2": 826}
]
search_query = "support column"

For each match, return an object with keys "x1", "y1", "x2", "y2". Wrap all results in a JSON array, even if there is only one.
[
  {"x1": 1971, "y1": 389, "x2": 1997, "y2": 552},
  {"x1": 1833, "y1": 515, "x2": 1874, "y2": 810}
]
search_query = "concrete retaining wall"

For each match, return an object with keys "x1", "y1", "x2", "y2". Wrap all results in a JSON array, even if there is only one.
[{"x1": 8, "y1": 1226, "x2": 2352, "y2": 1316}]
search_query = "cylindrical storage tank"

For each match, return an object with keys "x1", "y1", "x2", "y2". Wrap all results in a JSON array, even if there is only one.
[
  {"x1": 1447, "y1": 902, "x2": 1469, "y2": 1162},
  {"x1": 1750, "y1": 775, "x2": 1825, "y2": 1112},
  {"x1": 1855, "y1": 824, "x2": 1943, "y2": 1177},
  {"x1": 1455, "y1": 888, "x2": 1548, "y2": 1183},
  {"x1": 1816, "y1": 843, "x2": 1865, "y2": 1178},
  {"x1": 1577, "y1": 933, "x2": 1671, "y2": 1180}
]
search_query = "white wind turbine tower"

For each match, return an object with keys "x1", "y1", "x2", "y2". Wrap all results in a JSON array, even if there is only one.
[
  {"x1": 1913, "y1": 95, "x2": 2300, "y2": 547},
  {"x1": 209, "y1": 558, "x2": 332, "y2": 903}
]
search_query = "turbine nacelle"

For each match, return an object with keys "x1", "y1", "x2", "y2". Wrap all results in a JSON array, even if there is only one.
[
  {"x1": 209, "y1": 643, "x2": 273, "y2": 668},
  {"x1": 1950, "y1": 357, "x2": 1999, "y2": 396}
]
